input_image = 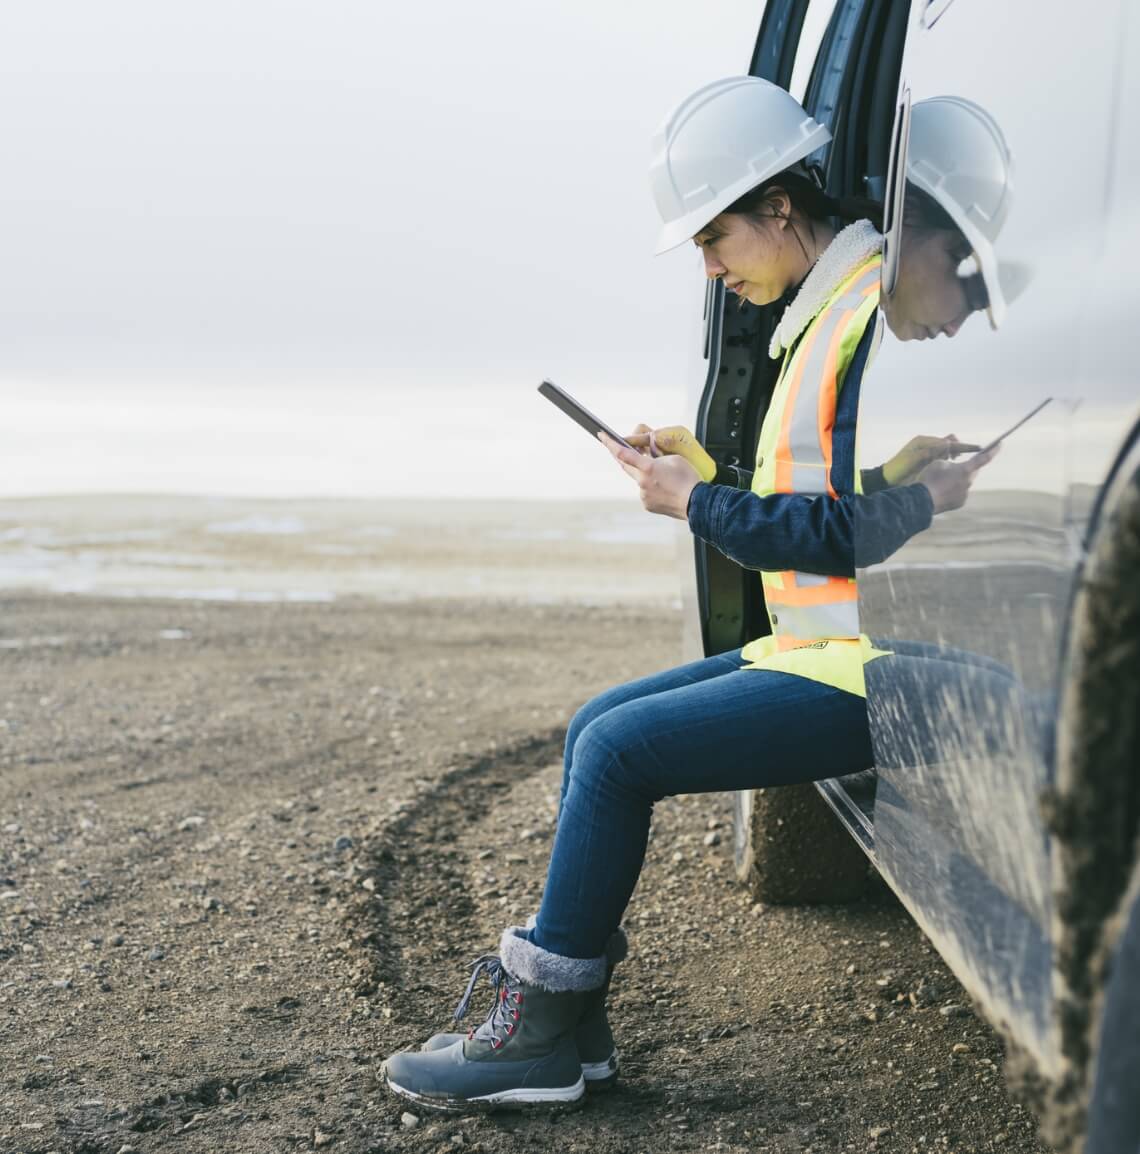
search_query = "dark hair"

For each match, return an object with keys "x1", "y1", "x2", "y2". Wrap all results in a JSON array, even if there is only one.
[
  {"x1": 722, "y1": 169, "x2": 882, "y2": 226},
  {"x1": 901, "y1": 181, "x2": 959, "y2": 232},
  {"x1": 710, "y1": 168, "x2": 884, "y2": 263}
]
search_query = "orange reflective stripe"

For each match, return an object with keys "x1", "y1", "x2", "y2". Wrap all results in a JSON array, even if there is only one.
[{"x1": 764, "y1": 578, "x2": 858, "y2": 608}]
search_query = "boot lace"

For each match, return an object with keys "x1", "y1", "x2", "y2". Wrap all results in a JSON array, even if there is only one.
[{"x1": 452, "y1": 954, "x2": 525, "y2": 1049}]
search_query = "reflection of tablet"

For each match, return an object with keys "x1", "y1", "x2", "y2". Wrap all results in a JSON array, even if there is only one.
[
  {"x1": 538, "y1": 380, "x2": 634, "y2": 451},
  {"x1": 976, "y1": 397, "x2": 1053, "y2": 455}
]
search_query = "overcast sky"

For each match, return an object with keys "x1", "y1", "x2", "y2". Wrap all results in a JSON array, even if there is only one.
[{"x1": 0, "y1": 0, "x2": 762, "y2": 499}]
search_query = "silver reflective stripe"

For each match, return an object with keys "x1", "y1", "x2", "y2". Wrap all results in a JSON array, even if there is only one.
[
  {"x1": 827, "y1": 264, "x2": 881, "y2": 318},
  {"x1": 847, "y1": 262, "x2": 883, "y2": 298},
  {"x1": 791, "y1": 461, "x2": 830, "y2": 495},
  {"x1": 794, "y1": 572, "x2": 831, "y2": 588},
  {"x1": 771, "y1": 598, "x2": 860, "y2": 641}
]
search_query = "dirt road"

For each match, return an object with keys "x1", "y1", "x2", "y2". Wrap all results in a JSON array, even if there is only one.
[{"x1": 1, "y1": 593, "x2": 1050, "y2": 1153}]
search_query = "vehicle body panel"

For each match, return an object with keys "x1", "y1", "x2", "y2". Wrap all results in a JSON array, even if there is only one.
[
  {"x1": 690, "y1": 0, "x2": 1140, "y2": 1085},
  {"x1": 855, "y1": 0, "x2": 1132, "y2": 1076}
]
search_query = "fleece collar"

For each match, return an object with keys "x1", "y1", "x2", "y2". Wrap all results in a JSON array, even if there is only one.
[{"x1": 769, "y1": 219, "x2": 883, "y2": 359}]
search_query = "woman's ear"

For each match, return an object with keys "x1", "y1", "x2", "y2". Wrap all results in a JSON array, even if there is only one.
[{"x1": 764, "y1": 188, "x2": 793, "y2": 229}]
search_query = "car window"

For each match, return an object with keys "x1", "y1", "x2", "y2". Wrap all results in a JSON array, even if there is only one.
[
  {"x1": 749, "y1": 0, "x2": 810, "y2": 87},
  {"x1": 798, "y1": 0, "x2": 908, "y2": 201},
  {"x1": 788, "y1": 1, "x2": 840, "y2": 102},
  {"x1": 801, "y1": 0, "x2": 865, "y2": 168}
]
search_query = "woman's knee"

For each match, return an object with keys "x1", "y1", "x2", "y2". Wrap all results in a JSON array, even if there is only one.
[
  {"x1": 569, "y1": 713, "x2": 662, "y2": 805},
  {"x1": 565, "y1": 687, "x2": 627, "y2": 770}
]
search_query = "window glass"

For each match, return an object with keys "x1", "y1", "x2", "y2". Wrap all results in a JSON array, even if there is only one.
[
  {"x1": 801, "y1": 0, "x2": 864, "y2": 159},
  {"x1": 789, "y1": 0, "x2": 840, "y2": 102}
]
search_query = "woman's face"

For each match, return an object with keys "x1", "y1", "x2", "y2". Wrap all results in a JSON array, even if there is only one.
[
  {"x1": 882, "y1": 227, "x2": 978, "y2": 341},
  {"x1": 693, "y1": 204, "x2": 804, "y2": 306}
]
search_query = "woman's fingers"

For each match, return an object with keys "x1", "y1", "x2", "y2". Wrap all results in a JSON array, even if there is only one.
[
  {"x1": 622, "y1": 424, "x2": 655, "y2": 453},
  {"x1": 944, "y1": 433, "x2": 985, "y2": 456},
  {"x1": 598, "y1": 431, "x2": 651, "y2": 472},
  {"x1": 965, "y1": 441, "x2": 1000, "y2": 473},
  {"x1": 625, "y1": 433, "x2": 652, "y2": 452}
]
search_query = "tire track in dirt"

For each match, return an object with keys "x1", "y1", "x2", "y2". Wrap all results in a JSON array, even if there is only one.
[
  {"x1": 51, "y1": 1063, "x2": 307, "y2": 1153},
  {"x1": 340, "y1": 730, "x2": 566, "y2": 1027}
]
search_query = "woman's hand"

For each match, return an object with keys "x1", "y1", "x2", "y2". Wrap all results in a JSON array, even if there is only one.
[
  {"x1": 918, "y1": 443, "x2": 999, "y2": 514},
  {"x1": 882, "y1": 434, "x2": 981, "y2": 487},
  {"x1": 624, "y1": 424, "x2": 717, "y2": 483},
  {"x1": 599, "y1": 431, "x2": 701, "y2": 520}
]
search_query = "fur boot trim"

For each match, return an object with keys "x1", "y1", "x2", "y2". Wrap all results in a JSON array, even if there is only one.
[
  {"x1": 769, "y1": 218, "x2": 883, "y2": 358},
  {"x1": 523, "y1": 915, "x2": 628, "y2": 968},
  {"x1": 499, "y1": 926, "x2": 606, "y2": 993}
]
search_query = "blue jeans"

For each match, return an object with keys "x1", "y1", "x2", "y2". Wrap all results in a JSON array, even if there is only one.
[
  {"x1": 530, "y1": 639, "x2": 1033, "y2": 962},
  {"x1": 530, "y1": 649, "x2": 872, "y2": 960}
]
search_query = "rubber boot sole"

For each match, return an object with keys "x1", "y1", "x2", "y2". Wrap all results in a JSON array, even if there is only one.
[
  {"x1": 419, "y1": 1036, "x2": 620, "y2": 1090},
  {"x1": 384, "y1": 1070, "x2": 586, "y2": 1114},
  {"x1": 581, "y1": 1051, "x2": 619, "y2": 1091}
]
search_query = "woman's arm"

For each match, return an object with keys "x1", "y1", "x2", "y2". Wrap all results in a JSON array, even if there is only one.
[
  {"x1": 687, "y1": 320, "x2": 933, "y2": 573},
  {"x1": 686, "y1": 482, "x2": 934, "y2": 576}
]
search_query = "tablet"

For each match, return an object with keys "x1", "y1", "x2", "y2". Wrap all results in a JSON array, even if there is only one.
[
  {"x1": 538, "y1": 380, "x2": 634, "y2": 451},
  {"x1": 976, "y1": 397, "x2": 1053, "y2": 455}
]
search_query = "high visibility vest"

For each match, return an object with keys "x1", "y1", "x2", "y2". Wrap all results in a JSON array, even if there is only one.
[{"x1": 739, "y1": 255, "x2": 889, "y2": 697}]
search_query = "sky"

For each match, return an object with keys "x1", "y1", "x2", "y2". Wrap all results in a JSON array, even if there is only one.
[{"x1": 0, "y1": 0, "x2": 762, "y2": 500}]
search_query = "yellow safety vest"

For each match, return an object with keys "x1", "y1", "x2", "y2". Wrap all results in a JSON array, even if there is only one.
[{"x1": 739, "y1": 255, "x2": 889, "y2": 697}]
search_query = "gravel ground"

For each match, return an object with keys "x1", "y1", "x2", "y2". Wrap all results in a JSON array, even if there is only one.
[{"x1": 0, "y1": 592, "x2": 1053, "y2": 1153}]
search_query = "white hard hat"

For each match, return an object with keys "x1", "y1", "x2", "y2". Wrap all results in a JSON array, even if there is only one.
[
  {"x1": 906, "y1": 96, "x2": 1017, "y2": 328},
  {"x1": 650, "y1": 76, "x2": 831, "y2": 255}
]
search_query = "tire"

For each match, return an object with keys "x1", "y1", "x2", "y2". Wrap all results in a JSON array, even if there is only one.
[
  {"x1": 733, "y1": 783, "x2": 870, "y2": 904},
  {"x1": 1041, "y1": 451, "x2": 1140, "y2": 1151},
  {"x1": 1084, "y1": 862, "x2": 1140, "y2": 1154}
]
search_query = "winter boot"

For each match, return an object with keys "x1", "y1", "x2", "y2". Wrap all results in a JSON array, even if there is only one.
[
  {"x1": 420, "y1": 926, "x2": 626, "y2": 1088},
  {"x1": 382, "y1": 926, "x2": 606, "y2": 1112}
]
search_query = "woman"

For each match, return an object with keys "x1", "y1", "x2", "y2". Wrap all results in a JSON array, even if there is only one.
[{"x1": 381, "y1": 76, "x2": 985, "y2": 1112}]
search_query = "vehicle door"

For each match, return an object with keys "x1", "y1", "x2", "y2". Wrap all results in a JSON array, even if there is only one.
[{"x1": 857, "y1": 0, "x2": 1123, "y2": 1078}]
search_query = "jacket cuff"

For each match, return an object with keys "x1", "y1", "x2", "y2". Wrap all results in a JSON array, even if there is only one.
[
  {"x1": 861, "y1": 464, "x2": 889, "y2": 494},
  {"x1": 902, "y1": 482, "x2": 936, "y2": 527},
  {"x1": 687, "y1": 481, "x2": 728, "y2": 542}
]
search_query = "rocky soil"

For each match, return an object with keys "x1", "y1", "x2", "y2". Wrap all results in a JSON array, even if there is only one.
[{"x1": 0, "y1": 593, "x2": 1053, "y2": 1153}]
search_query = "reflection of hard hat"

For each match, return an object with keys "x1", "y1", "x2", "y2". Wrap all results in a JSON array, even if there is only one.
[
  {"x1": 907, "y1": 96, "x2": 1015, "y2": 328},
  {"x1": 650, "y1": 77, "x2": 830, "y2": 255},
  {"x1": 997, "y1": 260, "x2": 1033, "y2": 310}
]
